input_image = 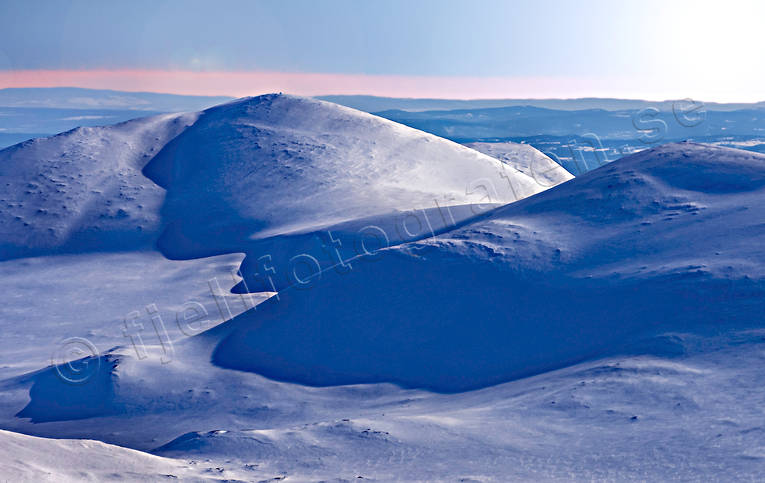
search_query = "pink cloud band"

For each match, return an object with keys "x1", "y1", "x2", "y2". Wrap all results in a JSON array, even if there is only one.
[
  {"x1": 0, "y1": 69, "x2": 629, "y2": 99},
  {"x1": 0, "y1": 69, "x2": 759, "y2": 102}
]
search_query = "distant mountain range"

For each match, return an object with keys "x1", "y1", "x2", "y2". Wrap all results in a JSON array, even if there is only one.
[
  {"x1": 0, "y1": 87, "x2": 234, "y2": 148},
  {"x1": 369, "y1": 105, "x2": 765, "y2": 142},
  {"x1": 0, "y1": 87, "x2": 232, "y2": 111},
  {"x1": 2, "y1": 88, "x2": 764, "y2": 156},
  {"x1": 318, "y1": 95, "x2": 765, "y2": 113}
]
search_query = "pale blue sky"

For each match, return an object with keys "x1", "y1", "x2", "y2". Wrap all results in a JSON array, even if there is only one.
[
  {"x1": 0, "y1": 0, "x2": 714, "y2": 75},
  {"x1": 0, "y1": 0, "x2": 762, "y2": 101}
]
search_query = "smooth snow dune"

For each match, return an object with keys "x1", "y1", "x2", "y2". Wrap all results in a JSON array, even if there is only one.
[
  {"x1": 143, "y1": 94, "x2": 560, "y2": 289},
  {"x1": 208, "y1": 143, "x2": 765, "y2": 392},
  {"x1": 0, "y1": 112, "x2": 199, "y2": 260}
]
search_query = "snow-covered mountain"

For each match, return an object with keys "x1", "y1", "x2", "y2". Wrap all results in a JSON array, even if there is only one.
[
  {"x1": 0, "y1": 88, "x2": 235, "y2": 150},
  {"x1": 2, "y1": 94, "x2": 764, "y2": 480},
  {"x1": 1, "y1": 93, "x2": 563, "y2": 284},
  {"x1": 143, "y1": 94, "x2": 557, "y2": 283}
]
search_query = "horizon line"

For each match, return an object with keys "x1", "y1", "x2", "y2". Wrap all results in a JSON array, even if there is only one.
[
  {"x1": 0, "y1": 69, "x2": 763, "y2": 104},
  {"x1": 8, "y1": 85, "x2": 765, "y2": 106}
]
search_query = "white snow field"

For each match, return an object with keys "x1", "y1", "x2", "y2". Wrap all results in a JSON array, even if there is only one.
[{"x1": 0, "y1": 94, "x2": 764, "y2": 481}]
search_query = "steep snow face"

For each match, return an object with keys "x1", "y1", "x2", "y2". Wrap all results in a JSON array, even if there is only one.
[
  {"x1": 143, "y1": 94, "x2": 557, "y2": 264},
  {"x1": 466, "y1": 141, "x2": 574, "y2": 184},
  {"x1": 209, "y1": 143, "x2": 765, "y2": 392},
  {"x1": 0, "y1": 112, "x2": 199, "y2": 259}
]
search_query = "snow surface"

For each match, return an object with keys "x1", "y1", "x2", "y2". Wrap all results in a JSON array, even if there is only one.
[
  {"x1": 1, "y1": 94, "x2": 764, "y2": 481},
  {"x1": 143, "y1": 94, "x2": 559, "y2": 290},
  {"x1": 0, "y1": 251, "x2": 267, "y2": 380},
  {"x1": 1, "y1": 93, "x2": 558, "y2": 288},
  {"x1": 0, "y1": 112, "x2": 199, "y2": 259},
  {"x1": 0, "y1": 429, "x2": 248, "y2": 481},
  {"x1": 209, "y1": 143, "x2": 765, "y2": 392},
  {"x1": 144, "y1": 94, "x2": 547, "y2": 243},
  {"x1": 465, "y1": 141, "x2": 574, "y2": 185}
]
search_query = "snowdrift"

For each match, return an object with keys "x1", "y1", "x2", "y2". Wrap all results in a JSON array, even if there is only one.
[
  {"x1": 13, "y1": 353, "x2": 122, "y2": 423},
  {"x1": 207, "y1": 143, "x2": 765, "y2": 392}
]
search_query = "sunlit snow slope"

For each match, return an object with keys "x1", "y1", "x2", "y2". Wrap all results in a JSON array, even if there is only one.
[
  {"x1": 466, "y1": 140, "x2": 574, "y2": 184},
  {"x1": 0, "y1": 429, "x2": 241, "y2": 482}
]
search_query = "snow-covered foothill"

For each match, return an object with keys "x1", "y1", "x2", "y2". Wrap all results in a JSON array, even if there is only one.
[{"x1": 0, "y1": 112, "x2": 199, "y2": 259}]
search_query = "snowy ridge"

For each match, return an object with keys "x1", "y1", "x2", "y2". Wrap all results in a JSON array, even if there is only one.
[
  {"x1": 0, "y1": 112, "x2": 198, "y2": 259},
  {"x1": 138, "y1": 93, "x2": 564, "y2": 291}
]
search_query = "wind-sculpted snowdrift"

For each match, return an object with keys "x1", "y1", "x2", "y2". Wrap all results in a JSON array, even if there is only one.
[{"x1": 207, "y1": 143, "x2": 765, "y2": 392}]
